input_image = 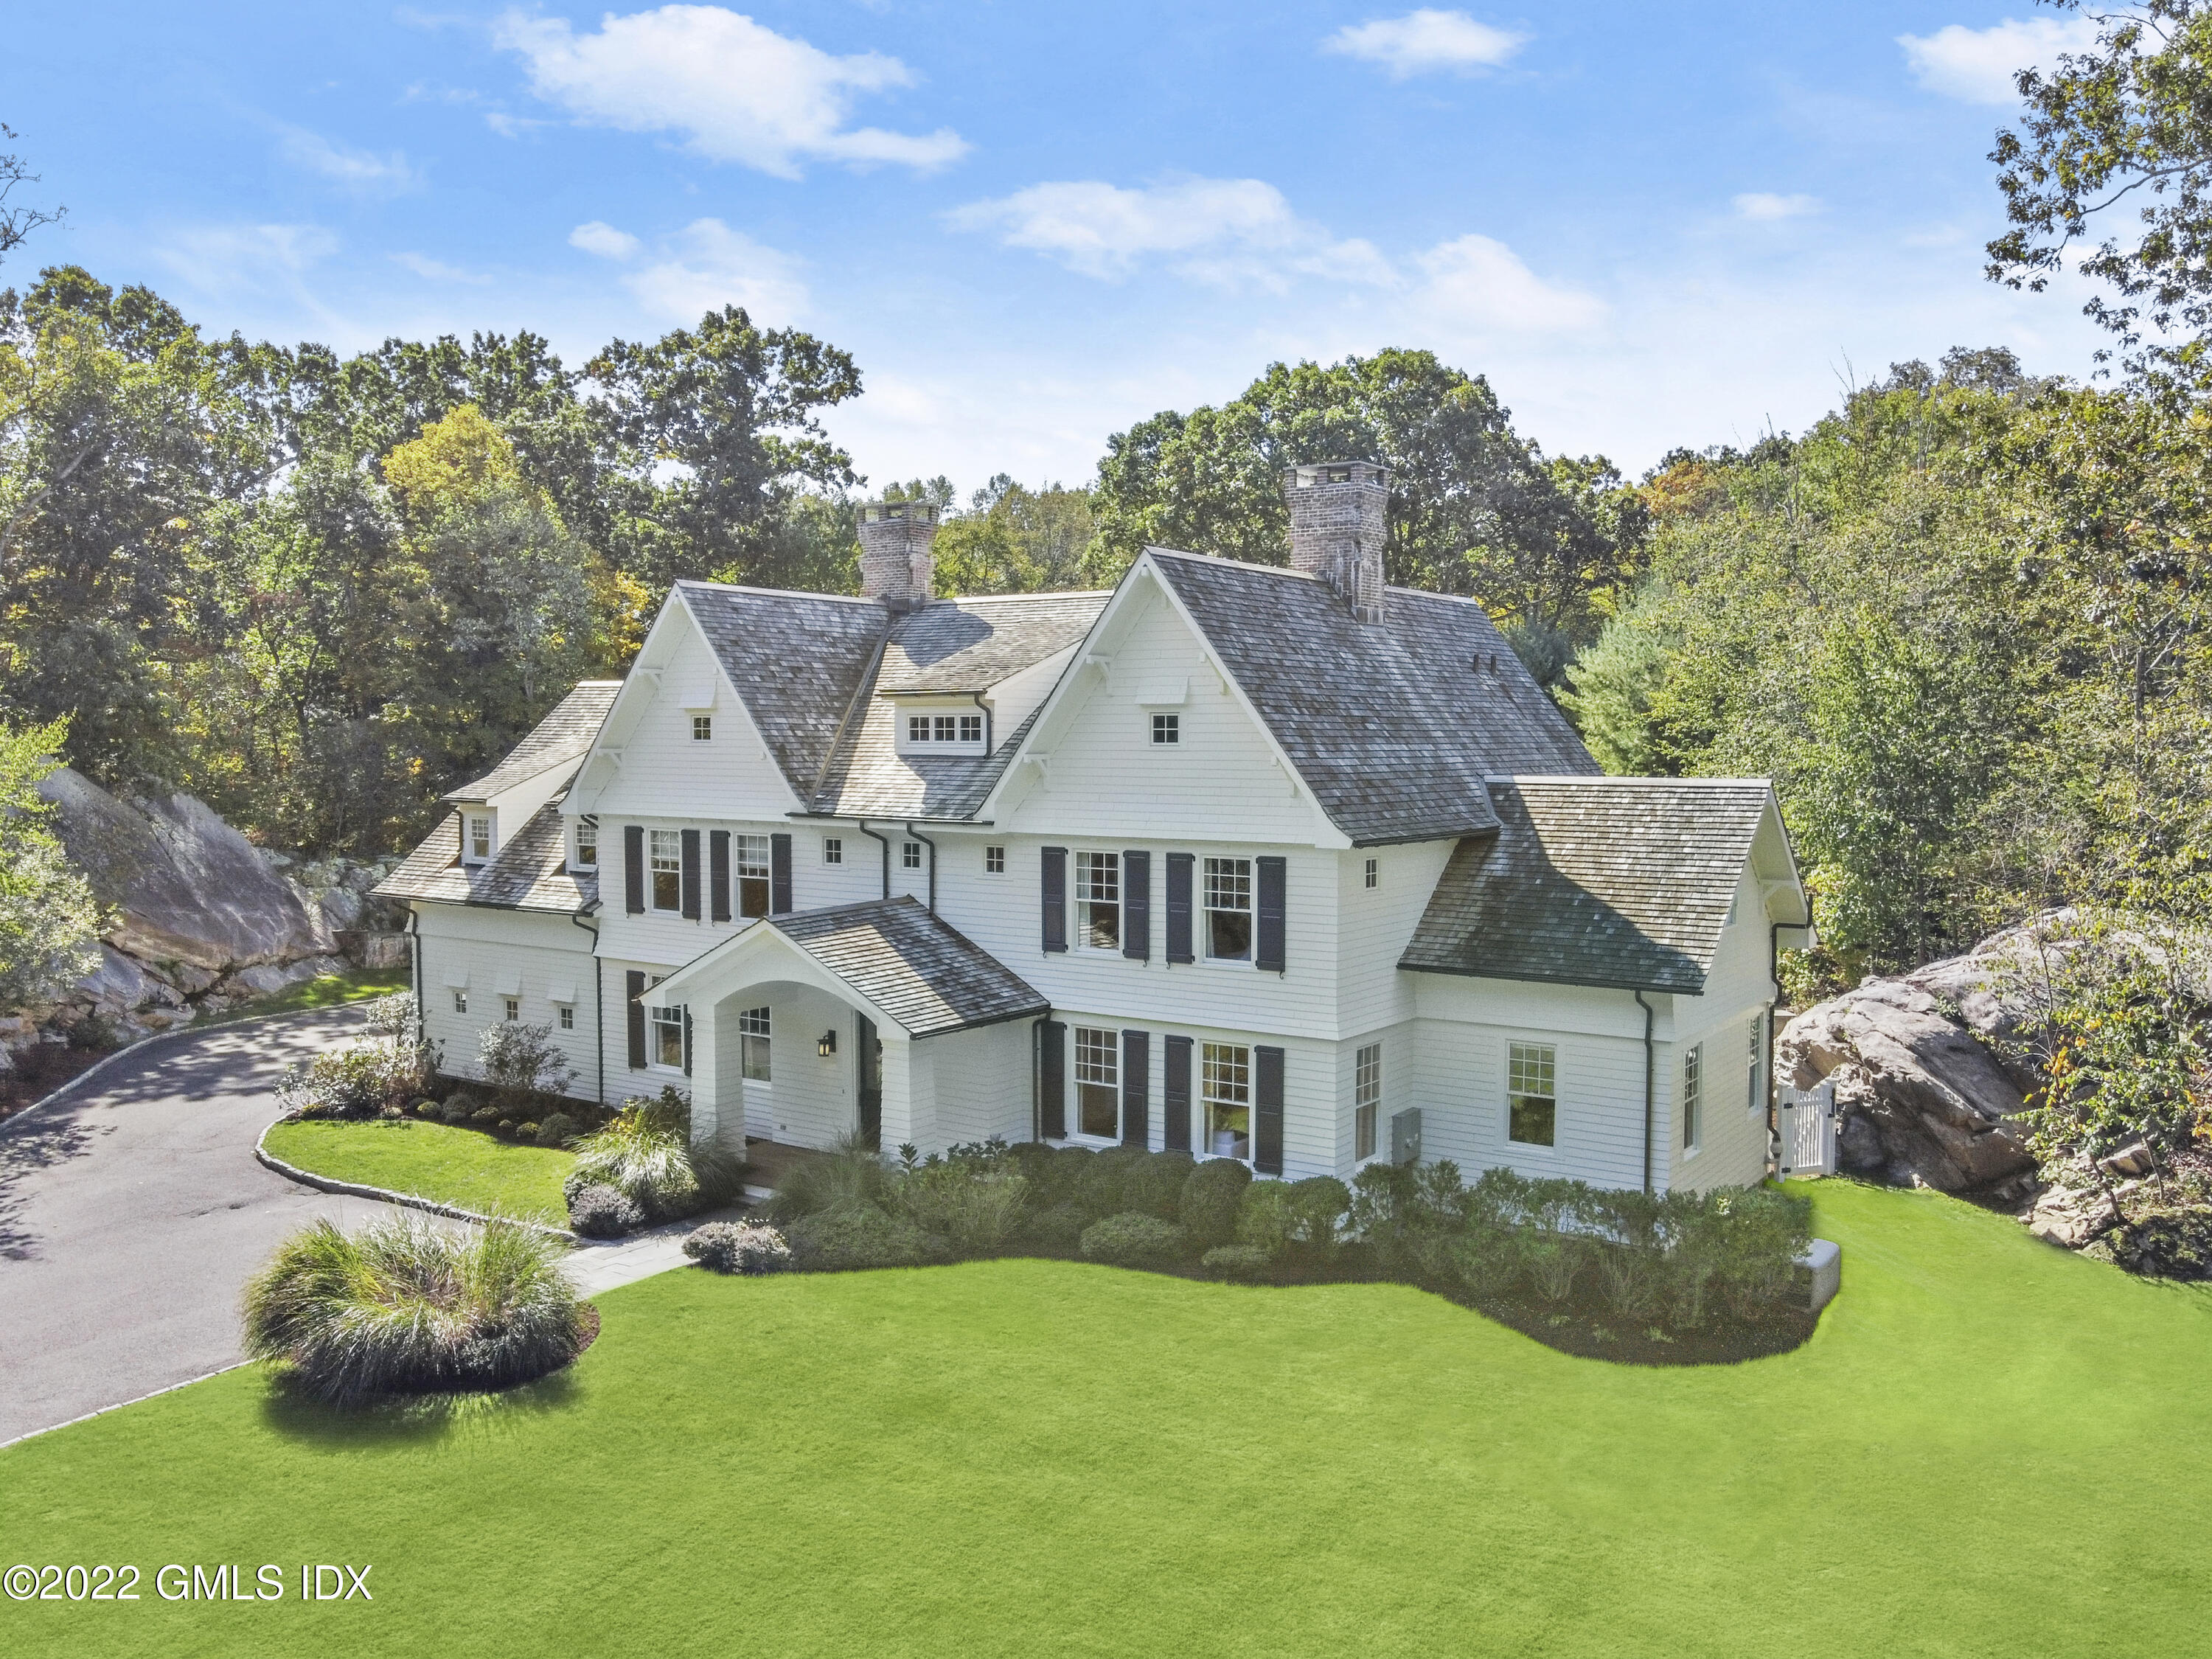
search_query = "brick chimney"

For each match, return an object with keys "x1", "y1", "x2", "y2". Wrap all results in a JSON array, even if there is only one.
[
  {"x1": 858, "y1": 498, "x2": 939, "y2": 612},
  {"x1": 1284, "y1": 461, "x2": 1388, "y2": 625}
]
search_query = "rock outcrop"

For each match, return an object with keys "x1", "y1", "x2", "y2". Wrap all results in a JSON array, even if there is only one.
[{"x1": 1777, "y1": 923, "x2": 2053, "y2": 1194}]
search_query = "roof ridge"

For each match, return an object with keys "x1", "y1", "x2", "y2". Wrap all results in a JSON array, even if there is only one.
[
  {"x1": 1144, "y1": 545, "x2": 1321, "y2": 582},
  {"x1": 677, "y1": 578, "x2": 883, "y2": 605},
  {"x1": 1492, "y1": 774, "x2": 1773, "y2": 787}
]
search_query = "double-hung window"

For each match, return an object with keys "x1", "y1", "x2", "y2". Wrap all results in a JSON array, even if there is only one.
[
  {"x1": 734, "y1": 834, "x2": 771, "y2": 918},
  {"x1": 453, "y1": 990, "x2": 467, "y2": 1014},
  {"x1": 1074, "y1": 1026, "x2": 1120, "y2": 1139},
  {"x1": 740, "y1": 1006, "x2": 771, "y2": 1082},
  {"x1": 503, "y1": 997, "x2": 519, "y2": 1023},
  {"x1": 1683, "y1": 1043, "x2": 1703, "y2": 1153},
  {"x1": 1202, "y1": 1042, "x2": 1251, "y2": 1160},
  {"x1": 1076, "y1": 852, "x2": 1120, "y2": 950},
  {"x1": 1203, "y1": 857, "x2": 1252, "y2": 961},
  {"x1": 647, "y1": 976, "x2": 685, "y2": 1070},
  {"x1": 1354, "y1": 1043, "x2": 1382, "y2": 1161},
  {"x1": 1508, "y1": 1042, "x2": 1557, "y2": 1147},
  {"x1": 467, "y1": 814, "x2": 494, "y2": 863},
  {"x1": 1746, "y1": 1016, "x2": 1764, "y2": 1114},
  {"x1": 650, "y1": 830, "x2": 682, "y2": 912},
  {"x1": 574, "y1": 815, "x2": 598, "y2": 870}
]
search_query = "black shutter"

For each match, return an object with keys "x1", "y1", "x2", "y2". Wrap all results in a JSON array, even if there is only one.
[
  {"x1": 1122, "y1": 850, "x2": 1150, "y2": 961},
  {"x1": 1164, "y1": 1035, "x2": 1192, "y2": 1152},
  {"x1": 1166, "y1": 852, "x2": 1194, "y2": 964},
  {"x1": 624, "y1": 826, "x2": 645, "y2": 915},
  {"x1": 682, "y1": 1007, "x2": 693, "y2": 1077},
  {"x1": 681, "y1": 829, "x2": 703, "y2": 919},
  {"x1": 1039, "y1": 1020, "x2": 1067, "y2": 1138},
  {"x1": 1255, "y1": 1045, "x2": 1285, "y2": 1174},
  {"x1": 1121, "y1": 1029, "x2": 1150, "y2": 1147},
  {"x1": 1256, "y1": 855, "x2": 1287, "y2": 973},
  {"x1": 709, "y1": 831, "x2": 731, "y2": 922},
  {"x1": 625, "y1": 970, "x2": 647, "y2": 1069},
  {"x1": 771, "y1": 832, "x2": 793, "y2": 914},
  {"x1": 1041, "y1": 846, "x2": 1068, "y2": 953}
]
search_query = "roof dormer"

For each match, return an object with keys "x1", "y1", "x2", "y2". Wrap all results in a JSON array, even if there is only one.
[{"x1": 894, "y1": 699, "x2": 990, "y2": 757}]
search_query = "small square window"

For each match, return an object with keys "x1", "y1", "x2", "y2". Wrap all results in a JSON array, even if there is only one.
[
  {"x1": 453, "y1": 990, "x2": 467, "y2": 1014},
  {"x1": 824, "y1": 836, "x2": 843, "y2": 865},
  {"x1": 1363, "y1": 856, "x2": 1378, "y2": 890},
  {"x1": 692, "y1": 714, "x2": 712, "y2": 742},
  {"x1": 504, "y1": 997, "x2": 519, "y2": 1023},
  {"x1": 959, "y1": 714, "x2": 984, "y2": 742},
  {"x1": 1152, "y1": 713, "x2": 1180, "y2": 745},
  {"x1": 902, "y1": 841, "x2": 922, "y2": 870},
  {"x1": 557, "y1": 1005, "x2": 574, "y2": 1031},
  {"x1": 985, "y1": 845, "x2": 1006, "y2": 874},
  {"x1": 908, "y1": 715, "x2": 931, "y2": 743}
]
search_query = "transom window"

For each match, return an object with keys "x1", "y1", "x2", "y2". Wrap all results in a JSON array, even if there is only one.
[
  {"x1": 824, "y1": 837, "x2": 843, "y2": 865},
  {"x1": 1683, "y1": 1043, "x2": 1703, "y2": 1152},
  {"x1": 1074, "y1": 1026, "x2": 1120, "y2": 1139},
  {"x1": 1152, "y1": 713, "x2": 1180, "y2": 745},
  {"x1": 740, "y1": 1006, "x2": 771, "y2": 1082},
  {"x1": 1076, "y1": 852, "x2": 1120, "y2": 950},
  {"x1": 985, "y1": 845, "x2": 1006, "y2": 874},
  {"x1": 902, "y1": 840, "x2": 923, "y2": 870},
  {"x1": 692, "y1": 714, "x2": 712, "y2": 742},
  {"x1": 1203, "y1": 857, "x2": 1252, "y2": 961},
  {"x1": 574, "y1": 815, "x2": 598, "y2": 870},
  {"x1": 650, "y1": 829, "x2": 682, "y2": 911},
  {"x1": 1508, "y1": 1042, "x2": 1557, "y2": 1148},
  {"x1": 735, "y1": 833, "x2": 771, "y2": 918},
  {"x1": 1203, "y1": 1042, "x2": 1251, "y2": 1161},
  {"x1": 467, "y1": 814, "x2": 494, "y2": 863},
  {"x1": 1354, "y1": 1043, "x2": 1382, "y2": 1161}
]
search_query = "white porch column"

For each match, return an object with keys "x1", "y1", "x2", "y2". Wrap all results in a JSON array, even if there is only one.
[
  {"x1": 686, "y1": 995, "x2": 723, "y2": 1147},
  {"x1": 877, "y1": 1031, "x2": 936, "y2": 1153}
]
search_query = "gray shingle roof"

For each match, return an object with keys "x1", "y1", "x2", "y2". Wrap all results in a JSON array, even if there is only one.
[
  {"x1": 1398, "y1": 778, "x2": 1775, "y2": 995},
  {"x1": 1150, "y1": 550, "x2": 1598, "y2": 845},
  {"x1": 441, "y1": 681, "x2": 620, "y2": 803},
  {"x1": 771, "y1": 897, "x2": 1048, "y2": 1037},
  {"x1": 374, "y1": 800, "x2": 597, "y2": 914}
]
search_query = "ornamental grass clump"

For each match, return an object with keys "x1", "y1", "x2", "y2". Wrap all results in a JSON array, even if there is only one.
[
  {"x1": 240, "y1": 1215, "x2": 586, "y2": 1408},
  {"x1": 762, "y1": 1133, "x2": 894, "y2": 1223},
  {"x1": 566, "y1": 1087, "x2": 744, "y2": 1222}
]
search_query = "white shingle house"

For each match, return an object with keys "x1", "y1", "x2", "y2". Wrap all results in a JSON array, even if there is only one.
[{"x1": 377, "y1": 463, "x2": 1810, "y2": 1192}]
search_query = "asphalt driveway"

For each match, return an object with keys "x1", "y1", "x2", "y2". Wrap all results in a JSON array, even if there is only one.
[{"x1": 0, "y1": 1007, "x2": 408, "y2": 1444}]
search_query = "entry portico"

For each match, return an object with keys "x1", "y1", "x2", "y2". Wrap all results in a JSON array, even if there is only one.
[{"x1": 650, "y1": 897, "x2": 1048, "y2": 1157}]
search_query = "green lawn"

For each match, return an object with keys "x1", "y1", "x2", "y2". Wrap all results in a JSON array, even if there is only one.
[
  {"x1": 233, "y1": 967, "x2": 412, "y2": 1020},
  {"x1": 5, "y1": 1183, "x2": 2209, "y2": 1658},
  {"x1": 261, "y1": 1119, "x2": 573, "y2": 1225}
]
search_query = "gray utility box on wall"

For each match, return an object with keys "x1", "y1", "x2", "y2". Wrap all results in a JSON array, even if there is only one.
[{"x1": 1390, "y1": 1107, "x2": 1422, "y2": 1166}]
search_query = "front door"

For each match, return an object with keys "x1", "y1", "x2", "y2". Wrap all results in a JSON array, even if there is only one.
[{"x1": 856, "y1": 1014, "x2": 883, "y2": 1150}]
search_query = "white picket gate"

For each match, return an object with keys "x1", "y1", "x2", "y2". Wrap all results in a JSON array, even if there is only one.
[{"x1": 1778, "y1": 1082, "x2": 1837, "y2": 1177}]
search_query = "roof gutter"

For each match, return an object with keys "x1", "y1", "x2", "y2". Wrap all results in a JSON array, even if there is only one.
[{"x1": 1635, "y1": 989, "x2": 1656, "y2": 1195}]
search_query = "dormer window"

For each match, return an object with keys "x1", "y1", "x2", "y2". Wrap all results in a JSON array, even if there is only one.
[
  {"x1": 895, "y1": 705, "x2": 988, "y2": 756},
  {"x1": 574, "y1": 816, "x2": 599, "y2": 871},
  {"x1": 466, "y1": 813, "x2": 495, "y2": 864}
]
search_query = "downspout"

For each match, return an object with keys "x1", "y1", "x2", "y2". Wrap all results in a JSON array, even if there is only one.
[
  {"x1": 858, "y1": 820, "x2": 891, "y2": 900},
  {"x1": 574, "y1": 903, "x2": 602, "y2": 1108},
  {"x1": 1767, "y1": 921, "x2": 1809, "y2": 1179},
  {"x1": 904, "y1": 821, "x2": 939, "y2": 912},
  {"x1": 1634, "y1": 990, "x2": 1656, "y2": 1195},
  {"x1": 406, "y1": 908, "x2": 424, "y2": 1050}
]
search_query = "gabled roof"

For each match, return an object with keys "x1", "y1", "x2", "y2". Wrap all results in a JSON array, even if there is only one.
[
  {"x1": 1148, "y1": 550, "x2": 1597, "y2": 845},
  {"x1": 1398, "y1": 778, "x2": 1779, "y2": 995},
  {"x1": 374, "y1": 801, "x2": 595, "y2": 913},
  {"x1": 440, "y1": 681, "x2": 620, "y2": 804}
]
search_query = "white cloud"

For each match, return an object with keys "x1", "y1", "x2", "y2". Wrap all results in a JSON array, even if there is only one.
[
  {"x1": 391, "y1": 251, "x2": 492, "y2": 284},
  {"x1": 947, "y1": 175, "x2": 1394, "y2": 288},
  {"x1": 1734, "y1": 192, "x2": 1820, "y2": 221},
  {"x1": 493, "y1": 4, "x2": 968, "y2": 178},
  {"x1": 156, "y1": 223, "x2": 340, "y2": 296},
  {"x1": 570, "y1": 220, "x2": 642, "y2": 259},
  {"x1": 276, "y1": 125, "x2": 420, "y2": 195},
  {"x1": 484, "y1": 111, "x2": 551, "y2": 139},
  {"x1": 1411, "y1": 234, "x2": 1606, "y2": 335},
  {"x1": 1324, "y1": 10, "x2": 1528, "y2": 78},
  {"x1": 622, "y1": 218, "x2": 809, "y2": 322},
  {"x1": 1898, "y1": 17, "x2": 2101, "y2": 105}
]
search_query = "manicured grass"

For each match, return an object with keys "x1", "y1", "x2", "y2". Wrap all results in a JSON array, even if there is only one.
[
  {"x1": 234, "y1": 967, "x2": 412, "y2": 1020},
  {"x1": 262, "y1": 1119, "x2": 573, "y2": 1225},
  {"x1": 5, "y1": 1183, "x2": 2211, "y2": 1657}
]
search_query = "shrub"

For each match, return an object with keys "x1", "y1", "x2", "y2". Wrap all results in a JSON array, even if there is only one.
[
  {"x1": 784, "y1": 1206, "x2": 941, "y2": 1270},
  {"x1": 1122, "y1": 1150, "x2": 1197, "y2": 1221},
  {"x1": 1016, "y1": 1202, "x2": 1088, "y2": 1256},
  {"x1": 479, "y1": 1020, "x2": 574, "y2": 1114},
  {"x1": 1202, "y1": 1243, "x2": 1273, "y2": 1282},
  {"x1": 472, "y1": 1105, "x2": 504, "y2": 1125},
  {"x1": 2105, "y1": 1207, "x2": 2212, "y2": 1279},
  {"x1": 1080, "y1": 1211, "x2": 1187, "y2": 1269},
  {"x1": 568, "y1": 1087, "x2": 743, "y2": 1222},
  {"x1": 515, "y1": 1121, "x2": 540, "y2": 1141},
  {"x1": 279, "y1": 1039, "x2": 434, "y2": 1121},
  {"x1": 1180, "y1": 1157, "x2": 1253, "y2": 1251},
  {"x1": 1517, "y1": 1178, "x2": 1596, "y2": 1305},
  {"x1": 762, "y1": 1133, "x2": 894, "y2": 1223},
  {"x1": 567, "y1": 1183, "x2": 643, "y2": 1238},
  {"x1": 240, "y1": 1215, "x2": 585, "y2": 1407},
  {"x1": 535, "y1": 1112, "x2": 579, "y2": 1149},
  {"x1": 1235, "y1": 1180, "x2": 1297, "y2": 1257},
  {"x1": 1286, "y1": 1176, "x2": 1352, "y2": 1253},
  {"x1": 365, "y1": 993, "x2": 416, "y2": 1046},
  {"x1": 1590, "y1": 1189, "x2": 1668, "y2": 1321},
  {"x1": 895, "y1": 1162, "x2": 1031, "y2": 1256},
  {"x1": 1705, "y1": 1186, "x2": 1812, "y2": 1319},
  {"x1": 1074, "y1": 1146, "x2": 1151, "y2": 1222},
  {"x1": 496, "y1": 1119, "x2": 518, "y2": 1137},
  {"x1": 1352, "y1": 1159, "x2": 1469, "y2": 1276},
  {"x1": 684, "y1": 1220, "x2": 793, "y2": 1275}
]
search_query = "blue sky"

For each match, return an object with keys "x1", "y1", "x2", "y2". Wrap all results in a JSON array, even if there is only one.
[{"x1": 2, "y1": 3, "x2": 2114, "y2": 493}]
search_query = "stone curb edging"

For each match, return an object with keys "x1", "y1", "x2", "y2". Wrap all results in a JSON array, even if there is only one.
[
  {"x1": 0, "y1": 1363, "x2": 253, "y2": 1453},
  {"x1": 1, "y1": 1001, "x2": 378, "y2": 1137},
  {"x1": 251, "y1": 1119, "x2": 585, "y2": 1245}
]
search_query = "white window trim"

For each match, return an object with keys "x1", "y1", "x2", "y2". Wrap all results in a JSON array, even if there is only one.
[
  {"x1": 1682, "y1": 1042, "x2": 1703, "y2": 1158},
  {"x1": 894, "y1": 704, "x2": 990, "y2": 757},
  {"x1": 1069, "y1": 1024, "x2": 1122, "y2": 1144},
  {"x1": 646, "y1": 974, "x2": 686, "y2": 1073},
  {"x1": 1198, "y1": 1039, "x2": 1253, "y2": 1164},
  {"x1": 1200, "y1": 855, "x2": 1254, "y2": 967},
  {"x1": 572, "y1": 815, "x2": 599, "y2": 872},
  {"x1": 465, "y1": 813, "x2": 495, "y2": 866},
  {"x1": 1073, "y1": 849, "x2": 1121, "y2": 954},
  {"x1": 649, "y1": 829, "x2": 683, "y2": 914},
  {"x1": 1504, "y1": 1037, "x2": 1560, "y2": 1153},
  {"x1": 1352, "y1": 1041, "x2": 1382, "y2": 1165}
]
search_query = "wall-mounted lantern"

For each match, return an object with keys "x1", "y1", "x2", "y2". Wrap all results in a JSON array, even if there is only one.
[{"x1": 818, "y1": 1029, "x2": 838, "y2": 1058}]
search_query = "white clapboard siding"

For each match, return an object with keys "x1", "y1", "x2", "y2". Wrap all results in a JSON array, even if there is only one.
[{"x1": 414, "y1": 906, "x2": 602, "y2": 1102}]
